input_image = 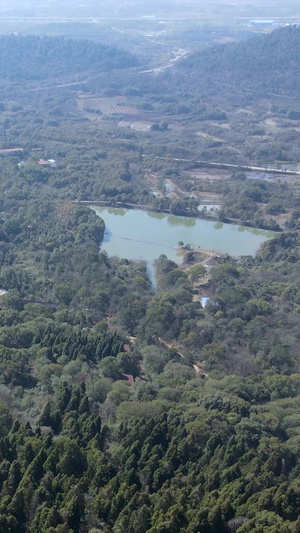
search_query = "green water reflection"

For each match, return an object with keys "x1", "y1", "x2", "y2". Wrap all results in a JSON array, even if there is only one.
[{"x1": 91, "y1": 206, "x2": 276, "y2": 283}]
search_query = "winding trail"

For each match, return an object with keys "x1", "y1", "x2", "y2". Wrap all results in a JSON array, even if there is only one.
[{"x1": 156, "y1": 336, "x2": 208, "y2": 378}]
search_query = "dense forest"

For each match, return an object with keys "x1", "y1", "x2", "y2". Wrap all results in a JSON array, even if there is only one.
[
  {"x1": 173, "y1": 25, "x2": 300, "y2": 96},
  {"x1": 0, "y1": 27, "x2": 300, "y2": 533},
  {"x1": 0, "y1": 35, "x2": 139, "y2": 81}
]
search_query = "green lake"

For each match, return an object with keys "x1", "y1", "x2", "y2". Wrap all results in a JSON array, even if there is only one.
[{"x1": 91, "y1": 206, "x2": 276, "y2": 284}]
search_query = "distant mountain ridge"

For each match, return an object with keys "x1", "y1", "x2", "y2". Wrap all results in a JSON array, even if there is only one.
[
  {"x1": 175, "y1": 26, "x2": 300, "y2": 96},
  {"x1": 0, "y1": 34, "x2": 138, "y2": 81}
]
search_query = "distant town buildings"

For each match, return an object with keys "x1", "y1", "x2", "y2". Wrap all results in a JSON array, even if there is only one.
[
  {"x1": 249, "y1": 19, "x2": 275, "y2": 26},
  {"x1": 18, "y1": 158, "x2": 57, "y2": 168},
  {"x1": 0, "y1": 147, "x2": 57, "y2": 168},
  {"x1": 233, "y1": 19, "x2": 295, "y2": 28}
]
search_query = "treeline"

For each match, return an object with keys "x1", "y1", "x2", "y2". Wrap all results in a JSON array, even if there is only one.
[
  {"x1": 0, "y1": 374, "x2": 300, "y2": 532},
  {"x1": 175, "y1": 25, "x2": 300, "y2": 96},
  {"x1": 218, "y1": 175, "x2": 293, "y2": 230},
  {"x1": 0, "y1": 35, "x2": 139, "y2": 81},
  {"x1": 0, "y1": 199, "x2": 152, "y2": 314}
]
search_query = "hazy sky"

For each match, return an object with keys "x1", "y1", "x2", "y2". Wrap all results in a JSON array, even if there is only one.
[{"x1": 0, "y1": 0, "x2": 299, "y2": 24}]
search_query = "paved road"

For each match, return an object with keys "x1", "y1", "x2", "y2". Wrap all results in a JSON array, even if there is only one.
[{"x1": 151, "y1": 155, "x2": 300, "y2": 175}]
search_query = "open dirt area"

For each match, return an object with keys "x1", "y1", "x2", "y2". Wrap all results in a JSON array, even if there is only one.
[{"x1": 77, "y1": 95, "x2": 139, "y2": 119}]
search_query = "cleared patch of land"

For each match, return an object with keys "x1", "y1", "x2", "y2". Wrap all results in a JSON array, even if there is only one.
[{"x1": 77, "y1": 95, "x2": 139, "y2": 119}]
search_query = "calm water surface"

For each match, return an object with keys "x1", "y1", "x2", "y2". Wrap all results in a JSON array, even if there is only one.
[{"x1": 91, "y1": 207, "x2": 275, "y2": 284}]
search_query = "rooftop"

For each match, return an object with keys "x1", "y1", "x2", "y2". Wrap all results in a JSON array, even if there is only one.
[{"x1": 121, "y1": 373, "x2": 135, "y2": 386}]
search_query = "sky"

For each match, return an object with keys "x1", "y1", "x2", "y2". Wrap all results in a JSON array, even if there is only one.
[{"x1": 0, "y1": 0, "x2": 298, "y2": 28}]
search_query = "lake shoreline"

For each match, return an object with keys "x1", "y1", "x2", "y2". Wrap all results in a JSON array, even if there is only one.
[
  {"x1": 91, "y1": 204, "x2": 276, "y2": 256},
  {"x1": 75, "y1": 200, "x2": 282, "y2": 234},
  {"x1": 90, "y1": 205, "x2": 276, "y2": 289}
]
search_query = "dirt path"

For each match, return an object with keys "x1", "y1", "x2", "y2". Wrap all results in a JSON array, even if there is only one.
[{"x1": 156, "y1": 336, "x2": 208, "y2": 378}]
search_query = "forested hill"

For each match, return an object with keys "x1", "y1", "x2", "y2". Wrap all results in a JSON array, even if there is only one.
[
  {"x1": 175, "y1": 25, "x2": 300, "y2": 96},
  {"x1": 0, "y1": 35, "x2": 139, "y2": 80}
]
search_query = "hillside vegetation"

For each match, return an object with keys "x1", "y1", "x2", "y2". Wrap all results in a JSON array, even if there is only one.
[
  {"x1": 0, "y1": 35, "x2": 139, "y2": 81},
  {"x1": 175, "y1": 25, "x2": 300, "y2": 96}
]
